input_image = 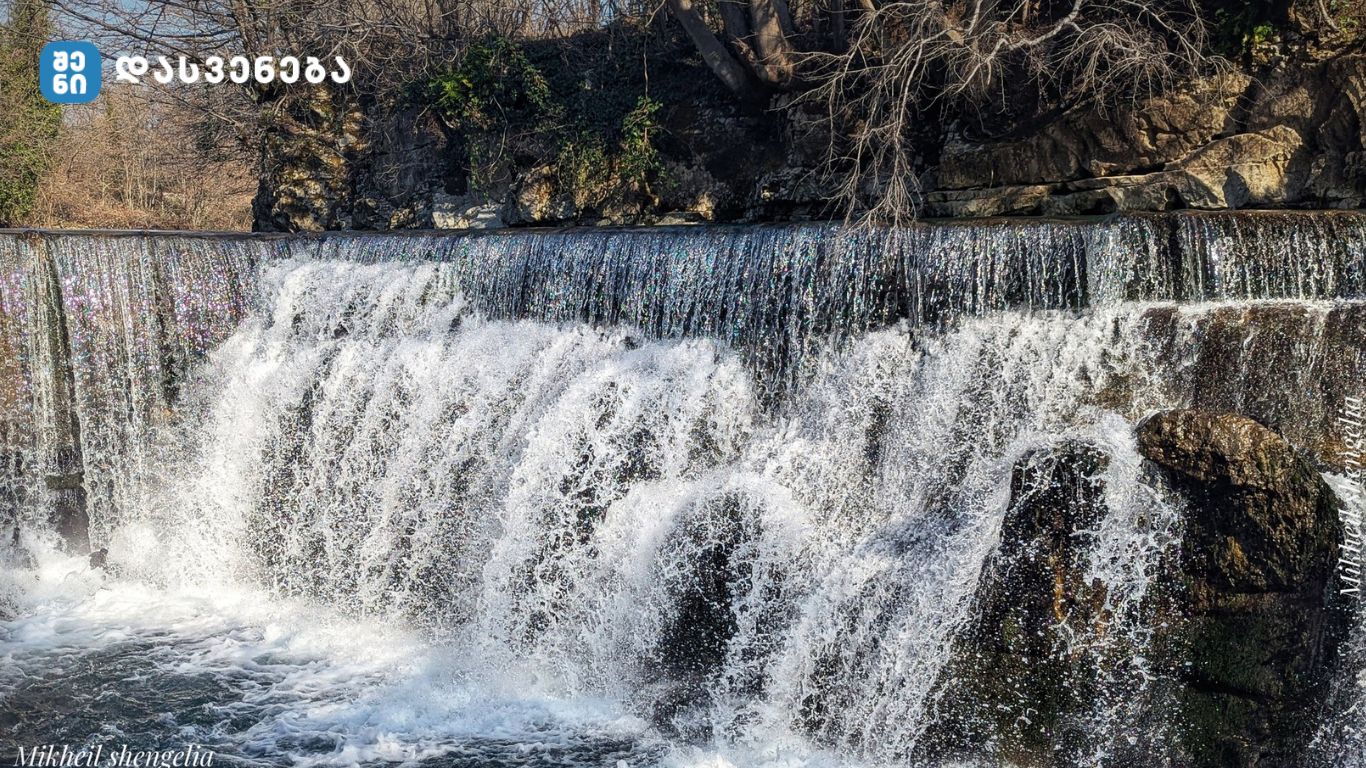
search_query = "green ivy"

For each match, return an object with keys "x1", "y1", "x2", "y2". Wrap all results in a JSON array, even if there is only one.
[
  {"x1": 429, "y1": 36, "x2": 552, "y2": 131},
  {"x1": 424, "y1": 38, "x2": 667, "y2": 210},
  {"x1": 556, "y1": 131, "x2": 612, "y2": 206},
  {"x1": 1208, "y1": 3, "x2": 1282, "y2": 57},
  {"x1": 617, "y1": 96, "x2": 662, "y2": 187},
  {"x1": 0, "y1": 0, "x2": 62, "y2": 226}
]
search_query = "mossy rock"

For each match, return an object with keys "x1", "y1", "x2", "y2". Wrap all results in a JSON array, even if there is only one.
[{"x1": 1138, "y1": 410, "x2": 1353, "y2": 767}]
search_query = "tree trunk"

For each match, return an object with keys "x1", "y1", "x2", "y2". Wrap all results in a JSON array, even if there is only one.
[
  {"x1": 748, "y1": 0, "x2": 798, "y2": 86},
  {"x1": 666, "y1": 0, "x2": 757, "y2": 98},
  {"x1": 717, "y1": 0, "x2": 753, "y2": 47}
]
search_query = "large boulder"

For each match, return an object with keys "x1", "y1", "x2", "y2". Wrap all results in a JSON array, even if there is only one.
[
  {"x1": 1138, "y1": 410, "x2": 1351, "y2": 767},
  {"x1": 646, "y1": 492, "x2": 754, "y2": 740},
  {"x1": 926, "y1": 413, "x2": 1352, "y2": 766},
  {"x1": 923, "y1": 442, "x2": 1115, "y2": 765},
  {"x1": 1171, "y1": 126, "x2": 1306, "y2": 209}
]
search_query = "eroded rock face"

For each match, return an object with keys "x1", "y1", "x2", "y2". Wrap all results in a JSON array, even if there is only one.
[
  {"x1": 935, "y1": 74, "x2": 1248, "y2": 192},
  {"x1": 1131, "y1": 304, "x2": 1366, "y2": 474},
  {"x1": 924, "y1": 55, "x2": 1366, "y2": 217},
  {"x1": 1138, "y1": 410, "x2": 1350, "y2": 767},
  {"x1": 1138, "y1": 410, "x2": 1342, "y2": 592},
  {"x1": 253, "y1": 87, "x2": 368, "y2": 232},
  {"x1": 928, "y1": 413, "x2": 1351, "y2": 766},
  {"x1": 247, "y1": 39, "x2": 1366, "y2": 228}
]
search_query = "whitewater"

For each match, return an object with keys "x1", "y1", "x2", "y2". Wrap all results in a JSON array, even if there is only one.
[{"x1": 1, "y1": 215, "x2": 1364, "y2": 767}]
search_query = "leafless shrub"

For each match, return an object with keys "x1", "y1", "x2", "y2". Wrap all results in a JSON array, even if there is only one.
[
  {"x1": 804, "y1": 0, "x2": 1222, "y2": 225},
  {"x1": 31, "y1": 87, "x2": 255, "y2": 230}
]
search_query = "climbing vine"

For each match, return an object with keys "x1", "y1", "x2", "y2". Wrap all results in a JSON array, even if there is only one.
[{"x1": 427, "y1": 37, "x2": 665, "y2": 211}]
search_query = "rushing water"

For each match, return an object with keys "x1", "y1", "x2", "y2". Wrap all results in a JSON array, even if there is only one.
[{"x1": 1, "y1": 214, "x2": 1365, "y2": 767}]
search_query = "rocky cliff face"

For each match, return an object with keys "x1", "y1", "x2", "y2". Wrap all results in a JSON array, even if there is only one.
[
  {"x1": 1138, "y1": 411, "x2": 1350, "y2": 767},
  {"x1": 250, "y1": 32, "x2": 1366, "y2": 231},
  {"x1": 251, "y1": 32, "x2": 808, "y2": 232},
  {"x1": 926, "y1": 53, "x2": 1366, "y2": 217},
  {"x1": 923, "y1": 443, "x2": 1120, "y2": 764}
]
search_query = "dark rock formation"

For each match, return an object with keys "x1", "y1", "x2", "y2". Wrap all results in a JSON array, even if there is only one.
[
  {"x1": 1138, "y1": 410, "x2": 1351, "y2": 767},
  {"x1": 45, "y1": 462, "x2": 88, "y2": 554},
  {"x1": 648, "y1": 492, "x2": 754, "y2": 740},
  {"x1": 928, "y1": 412, "x2": 1351, "y2": 766},
  {"x1": 35, "y1": 248, "x2": 89, "y2": 553},
  {"x1": 923, "y1": 442, "x2": 1115, "y2": 764},
  {"x1": 0, "y1": 240, "x2": 93, "y2": 555}
]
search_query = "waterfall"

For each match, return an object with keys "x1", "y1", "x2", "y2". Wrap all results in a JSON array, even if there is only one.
[
  {"x1": 109, "y1": 262, "x2": 1199, "y2": 760},
  {"x1": 0, "y1": 233, "x2": 266, "y2": 551},
  {"x1": 1, "y1": 212, "x2": 1364, "y2": 766}
]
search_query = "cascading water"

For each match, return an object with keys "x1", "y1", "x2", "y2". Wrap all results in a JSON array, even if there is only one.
[{"x1": 1, "y1": 213, "x2": 1364, "y2": 767}]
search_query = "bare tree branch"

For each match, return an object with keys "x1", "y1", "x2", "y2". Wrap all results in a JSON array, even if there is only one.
[{"x1": 804, "y1": 0, "x2": 1223, "y2": 225}]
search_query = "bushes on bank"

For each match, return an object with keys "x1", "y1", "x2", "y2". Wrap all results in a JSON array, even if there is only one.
[{"x1": 425, "y1": 34, "x2": 668, "y2": 213}]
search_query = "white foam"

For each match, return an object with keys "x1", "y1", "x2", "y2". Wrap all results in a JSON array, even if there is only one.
[{"x1": 1, "y1": 564, "x2": 663, "y2": 765}]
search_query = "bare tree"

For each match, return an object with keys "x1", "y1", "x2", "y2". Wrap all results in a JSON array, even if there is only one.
[
  {"x1": 667, "y1": 0, "x2": 759, "y2": 96},
  {"x1": 32, "y1": 87, "x2": 256, "y2": 230},
  {"x1": 666, "y1": 0, "x2": 802, "y2": 96},
  {"x1": 49, "y1": 0, "x2": 498, "y2": 229},
  {"x1": 45, "y1": 0, "x2": 1225, "y2": 228}
]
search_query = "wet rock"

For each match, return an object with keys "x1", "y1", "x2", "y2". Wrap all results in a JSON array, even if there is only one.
[
  {"x1": 1137, "y1": 410, "x2": 1351, "y2": 767},
  {"x1": 45, "y1": 467, "x2": 89, "y2": 555},
  {"x1": 1138, "y1": 411, "x2": 1343, "y2": 592},
  {"x1": 1133, "y1": 303, "x2": 1366, "y2": 474},
  {"x1": 923, "y1": 442, "x2": 1113, "y2": 764},
  {"x1": 1, "y1": 517, "x2": 34, "y2": 572},
  {"x1": 647, "y1": 492, "x2": 769, "y2": 740},
  {"x1": 649, "y1": 501, "x2": 743, "y2": 726},
  {"x1": 928, "y1": 414, "x2": 1351, "y2": 766}
]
